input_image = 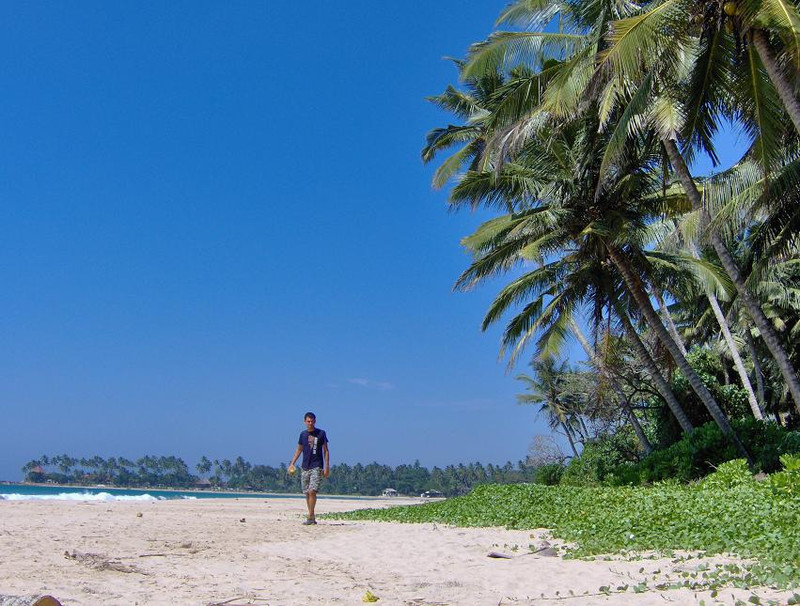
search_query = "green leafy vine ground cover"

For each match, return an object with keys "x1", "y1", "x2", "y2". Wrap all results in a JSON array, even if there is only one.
[{"x1": 329, "y1": 461, "x2": 800, "y2": 590}]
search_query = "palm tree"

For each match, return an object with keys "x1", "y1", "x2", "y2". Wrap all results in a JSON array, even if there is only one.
[
  {"x1": 596, "y1": 0, "x2": 800, "y2": 411},
  {"x1": 517, "y1": 358, "x2": 583, "y2": 457},
  {"x1": 197, "y1": 456, "x2": 212, "y2": 478},
  {"x1": 451, "y1": 116, "x2": 744, "y2": 447},
  {"x1": 425, "y1": 27, "x2": 772, "y2": 459},
  {"x1": 425, "y1": 69, "x2": 711, "y2": 433},
  {"x1": 657, "y1": 215, "x2": 766, "y2": 419},
  {"x1": 570, "y1": 319, "x2": 654, "y2": 453},
  {"x1": 461, "y1": 0, "x2": 800, "y2": 416},
  {"x1": 663, "y1": 141, "x2": 800, "y2": 413}
]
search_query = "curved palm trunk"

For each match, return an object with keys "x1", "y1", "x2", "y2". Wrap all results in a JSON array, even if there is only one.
[
  {"x1": 707, "y1": 292, "x2": 764, "y2": 419},
  {"x1": 562, "y1": 422, "x2": 580, "y2": 457},
  {"x1": 607, "y1": 246, "x2": 752, "y2": 462},
  {"x1": 664, "y1": 138, "x2": 800, "y2": 415},
  {"x1": 570, "y1": 319, "x2": 654, "y2": 454},
  {"x1": 654, "y1": 290, "x2": 687, "y2": 356},
  {"x1": 743, "y1": 328, "x2": 767, "y2": 407},
  {"x1": 576, "y1": 416, "x2": 590, "y2": 442},
  {"x1": 613, "y1": 301, "x2": 695, "y2": 433},
  {"x1": 750, "y1": 29, "x2": 800, "y2": 136}
]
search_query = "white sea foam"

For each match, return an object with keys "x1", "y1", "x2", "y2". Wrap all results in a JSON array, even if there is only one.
[{"x1": 0, "y1": 492, "x2": 165, "y2": 502}]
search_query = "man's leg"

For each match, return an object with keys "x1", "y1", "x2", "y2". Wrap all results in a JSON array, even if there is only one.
[
  {"x1": 303, "y1": 468, "x2": 321, "y2": 523},
  {"x1": 306, "y1": 490, "x2": 317, "y2": 520}
]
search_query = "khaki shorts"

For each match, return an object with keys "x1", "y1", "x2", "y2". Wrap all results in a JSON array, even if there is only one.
[{"x1": 301, "y1": 467, "x2": 322, "y2": 493}]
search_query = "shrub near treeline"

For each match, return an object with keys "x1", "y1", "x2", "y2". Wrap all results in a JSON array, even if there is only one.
[
  {"x1": 560, "y1": 419, "x2": 800, "y2": 487},
  {"x1": 333, "y1": 458, "x2": 800, "y2": 589}
]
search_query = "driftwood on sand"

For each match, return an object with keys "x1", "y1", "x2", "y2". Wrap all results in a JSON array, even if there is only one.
[{"x1": 63, "y1": 550, "x2": 146, "y2": 575}]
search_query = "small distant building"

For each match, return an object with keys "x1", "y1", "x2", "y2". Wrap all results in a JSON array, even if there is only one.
[
  {"x1": 381, "y1": 488, "x2": 398, "y2": 497},
  {"x1": 194, "y1": 478, "x2": 212, "y2": 489},
  {"x1": 420, "y1": 490, "x2": 444, "y2": 498}
]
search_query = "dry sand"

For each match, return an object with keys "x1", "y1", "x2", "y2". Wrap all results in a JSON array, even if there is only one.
[{"x1": 0, "y1": 496, "x2": 795, "y2": 605}]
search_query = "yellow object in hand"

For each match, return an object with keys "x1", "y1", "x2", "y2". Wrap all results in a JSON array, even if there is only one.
[{"x1": 288, "y1": 465, "x2": 296, "y2": 475}]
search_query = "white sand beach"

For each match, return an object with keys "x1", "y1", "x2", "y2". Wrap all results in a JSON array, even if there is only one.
[{"x1": 0, "y1": 497, "x2": 794, "y2": 605}]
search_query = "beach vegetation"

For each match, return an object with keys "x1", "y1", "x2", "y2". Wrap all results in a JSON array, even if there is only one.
[
  {"x1": 532, "y1": 462, "x2": 564, "y2": 485},
  {"x1": 331, "y1": 458, "x2": 800, "y2": 588}
]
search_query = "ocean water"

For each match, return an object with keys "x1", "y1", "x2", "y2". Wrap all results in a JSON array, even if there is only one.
[{"x1": 0, "y1": 483, "x2": 312, "y2": 502}]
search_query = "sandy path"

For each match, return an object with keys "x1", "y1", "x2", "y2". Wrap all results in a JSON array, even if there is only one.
[{"x1": 0, "y1": 497, "x2": 794, "y2": 605}]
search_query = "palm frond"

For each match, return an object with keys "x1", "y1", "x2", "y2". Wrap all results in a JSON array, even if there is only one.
[
  {"x1": 733, "y1": 42, "x2": 787, "y2": 172},
  {"x1": 449, "y1": 164, "x2": 551, "y2": 211},
  {"x1": 681, "y1": 27, "x2": 734, "y2": 166},
  {"x1": 597, "y1": 73, "x2": 655, "y2": 186},
  {"x1": 425, "y1": 85, "x2": 482, "y2": 120},
  {"x1": 649, "y1": 92, "x2": 685, "y2": 141},
  {"x1": 497, "y1": 0, "x2": 564, "y2": 30},
  {"x1": 482, "y1": 266, "x2": 561, "y2": 328},
  {"x1": 430, "y1": 141, "x2": 481, "y2": 189},
  {"x1": 600, "y1": 0, "x2": 688, "y2": 80},
  {"x1": 484, "y1": 72, "x2": 548, "y2": 130},
  {"x1": 541, "y1": 49, "x2": 596, "y2": 117},
  {"x1": 535, "y1": 301, "x2": 576, "y2": 359},
  {"x1": 464, "y1": 32, "x2": 588, "y2": 79}
]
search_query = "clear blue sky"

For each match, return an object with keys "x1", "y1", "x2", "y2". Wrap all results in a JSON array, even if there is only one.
[{"x1": 0, "y1": 0, "x2": 558, "y2": 481}]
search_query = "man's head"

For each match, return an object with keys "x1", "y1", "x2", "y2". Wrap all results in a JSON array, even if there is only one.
[{"x1": 304, "y1": 412, "x2": 316, "y2": 430}]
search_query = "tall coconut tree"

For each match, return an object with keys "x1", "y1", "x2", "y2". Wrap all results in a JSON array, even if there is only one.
[
  {"x1": 459, "y1": 112, "x2": 758, "y2": 455},
  {"x1": 447, "y1": 115, "x2": 710, "y2": 435},
  {"x1": 654, "y1": 209, "x2": 766, "y2": 418},
  {"x1": 426, "y1": 46, "x2": 756, "y2": 458},
  {"x1": 460, "y1": 211, "x2": 698, "y2": 435},
  {"x1": 596, "y1": 0, "x2": 800, "y2": 410},
  {"x1": 458, "y1": 0, "x2": 800, "y2": 414},
  {"x1": 662, "y1": 137, "x2": 800, "y2": 413}
]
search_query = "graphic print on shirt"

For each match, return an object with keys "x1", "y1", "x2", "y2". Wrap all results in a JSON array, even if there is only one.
[{"x1": 307, "y1": 434, "x2": 318, "y2": 456}]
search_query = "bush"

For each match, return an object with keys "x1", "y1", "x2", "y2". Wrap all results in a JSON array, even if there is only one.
[
  {"x1": 533, "y1": 463, "x2": 564, "y2": 485},
  {"x1": 701, "y1": 459, "x2": 755, "y2": 491},
  {"x1": 559, "y1": 429, "x2": 644, "y2": 487},
  {"x1": 607, "y1": 418, "x2": 800, "y2": 485},
  {"x1": 652, "y1": 347, "x2": 751, "y2": 447},
  {"x1": 779, "y1": 431, "x2": 800, "y2": 457},
  {"x1": 769, "y1": 454, "x2": 800, "y2": 497}
]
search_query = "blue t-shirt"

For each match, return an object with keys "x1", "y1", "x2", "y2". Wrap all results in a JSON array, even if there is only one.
[{"x1": 298, "y1": 428, "x2": 328, "y2": 470}]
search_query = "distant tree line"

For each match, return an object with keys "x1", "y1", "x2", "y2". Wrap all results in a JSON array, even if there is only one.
[{"x1": 21, "y1": 454, "x2": 537, "y2": 496}]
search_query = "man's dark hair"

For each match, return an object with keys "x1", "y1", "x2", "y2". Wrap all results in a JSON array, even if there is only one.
[{"x1": 304, "y1": 412, "x2": 316, "y2": 421}]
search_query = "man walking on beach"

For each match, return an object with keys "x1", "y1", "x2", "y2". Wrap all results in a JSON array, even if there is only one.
[{"x1": 288, "y1": 411, "x2": 329, "y2": 525}]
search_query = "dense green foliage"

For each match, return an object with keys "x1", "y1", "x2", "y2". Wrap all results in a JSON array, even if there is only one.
[
  {"x1": 20, "y1": 454, "x2": 536, "y2": 496},
  {"x1": 532, "y1": 462, "x2": 564, "y2": 485},
  {"x1": 654, "y1": 349, "x2": 755, "y2": 446},
  {"x1": 332, "y1": 459, "x2": 800, "y2": 588},
  {"x1": 562, "y1": 419, "x2": 800, "y2": 486}
]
